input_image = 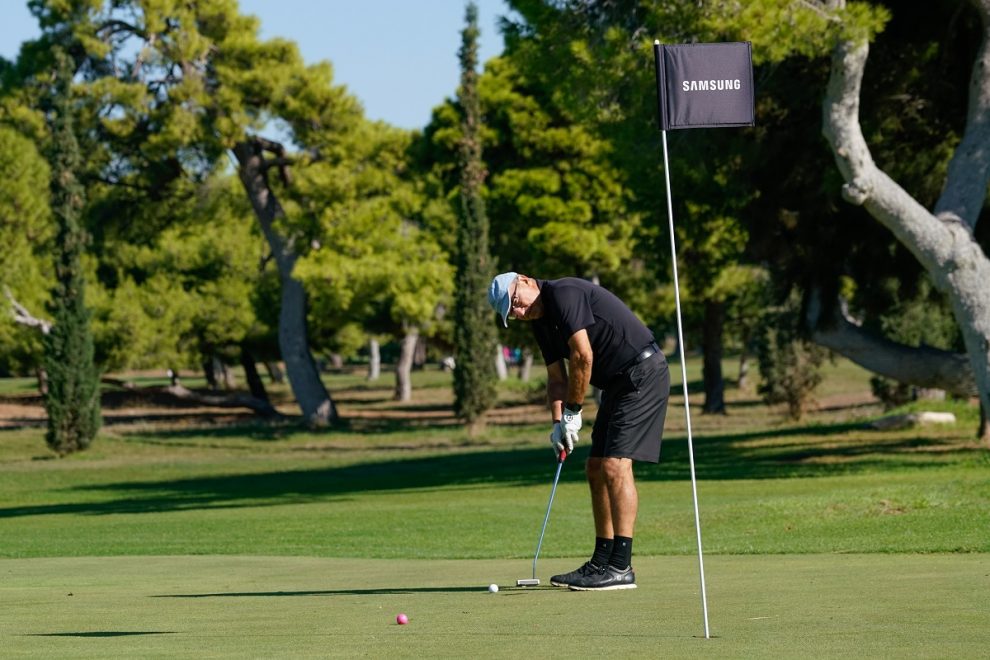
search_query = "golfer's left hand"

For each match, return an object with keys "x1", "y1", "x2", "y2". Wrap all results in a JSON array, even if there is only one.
[
  {"x1": 549, "y1": 421, "x2": 571, "y2": 458},
  {"x1": 562, "y1": 407, "x2": 582, "y2": 447}
]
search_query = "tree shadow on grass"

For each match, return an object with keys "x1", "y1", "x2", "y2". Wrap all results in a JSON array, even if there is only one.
[
  {"x1": 154, "y1": 587, "x2": 480, "y2": 598},
  {"x1": 0, "y1": 417, "x2": 980, "y2": 520},
  {"x1": 647, "y1": 429, "x2": 973, "y2": 482},
  {"x1": 116, "y1": 415, "x2": 466, "y2": 443},
  {"x1": 23, "y1": 632, "x2": 176, "y2": 637},
  {"x1": 0, "y1": 448, "x2": 557, "y2": 518}
]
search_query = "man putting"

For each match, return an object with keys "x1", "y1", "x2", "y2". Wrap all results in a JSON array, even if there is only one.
[{"x1": 488, "y1": 272, "x2": 670, "y2": 590}]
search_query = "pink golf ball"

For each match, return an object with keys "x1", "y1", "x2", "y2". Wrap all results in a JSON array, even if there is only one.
[{"x1": 396, "y1": 613, "x2": 409, "y2": 625}]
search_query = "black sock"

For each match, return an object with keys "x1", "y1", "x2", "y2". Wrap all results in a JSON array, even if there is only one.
[
  {"x1": 609, "y1": 536, "x2": 633, "y2": 569},
  {"x1": 591, "y1": 537, "x2": 614, "y2": 567}
]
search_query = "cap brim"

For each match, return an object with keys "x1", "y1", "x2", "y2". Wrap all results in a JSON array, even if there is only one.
[{"x1": 499, "y1": 300, "x2": 510, "y2": 327}]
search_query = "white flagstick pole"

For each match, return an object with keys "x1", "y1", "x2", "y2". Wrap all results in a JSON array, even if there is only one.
[{"x1": 660, "y1": 128, "x2": 711, "y2": 639}]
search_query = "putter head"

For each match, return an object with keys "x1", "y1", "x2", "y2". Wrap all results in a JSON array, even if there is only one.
[{"x1": 516, "y1": 578, "x2": 540, "y2": 587}]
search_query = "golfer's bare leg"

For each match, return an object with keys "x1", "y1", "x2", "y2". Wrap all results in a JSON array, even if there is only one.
[
  {"x1": 586, "y1": 457, "x2": 614, "y2": 539},
  {"x1": 601, "y1": 457, "x2": 637, "y2": 537}
]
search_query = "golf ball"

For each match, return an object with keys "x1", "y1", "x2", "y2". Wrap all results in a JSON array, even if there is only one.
[
  {"x1": 396, "y1": 613, "x2": 409, "y2": 625},
  {"x1": 488, "y1": 583, "x2": 499, "y2": 593}
]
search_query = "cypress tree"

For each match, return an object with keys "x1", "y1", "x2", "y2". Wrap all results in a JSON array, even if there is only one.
[
  {"x1": 43, "y1": 49, "x2": 102, "y2": 455},
  {"x1": 452, "y1": 3, "x2": 498, "y2": 430}
]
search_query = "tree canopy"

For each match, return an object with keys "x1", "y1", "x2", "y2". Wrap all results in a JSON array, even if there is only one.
[{"x1": 0, "y1": 0, "x2": 986, "y2": 441}]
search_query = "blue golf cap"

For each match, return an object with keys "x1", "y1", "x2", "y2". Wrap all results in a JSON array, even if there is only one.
[{"x1": 488, "y1": 272, "x2": 518, "y2": 327}]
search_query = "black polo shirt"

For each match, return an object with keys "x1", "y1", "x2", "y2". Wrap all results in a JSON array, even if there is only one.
[{"x1": 531, "y1": 278, "x2": 655, "y2": 389}]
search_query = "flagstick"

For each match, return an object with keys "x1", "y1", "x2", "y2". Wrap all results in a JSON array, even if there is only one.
[{"x1": 661, "y1": 128, "x2": 711, "y2": 640}]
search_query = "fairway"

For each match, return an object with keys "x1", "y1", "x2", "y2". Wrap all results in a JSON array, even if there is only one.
[
  {"x1": 3, "y1": 361, "x2": 989, "y2": 657},
  {"x1": 2, "y1": 554, "x2": 988, "y2": 658}
]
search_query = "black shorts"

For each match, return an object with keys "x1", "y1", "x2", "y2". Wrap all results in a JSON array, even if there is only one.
[{"x1": 590, "y1": 352, "x2": 670, "y2": 463}]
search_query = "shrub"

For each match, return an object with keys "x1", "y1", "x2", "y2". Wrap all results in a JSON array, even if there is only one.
[{"x1": 756, "y1": 295, "x2": 827, "y2": 420}]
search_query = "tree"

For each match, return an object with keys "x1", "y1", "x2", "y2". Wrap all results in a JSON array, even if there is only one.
[
  {"x1": 654, "y1": 0, "x2": 985, "y2": 434},
  {"x1": 88, "y1": 175, "x2": 264, "y2": 380},
  {"x1": 500, "y1": 1, "x2": 763, "y2": 412},
  {"x1": 452, "y1": 3, "x2": 498, "y2": 429},
  {"x1": 685, "y1": 2, "x2": 976, "y2": 409},
  {"x1": 0, "y1": 124, "x2": 52, "y2": 376},
  {"x1": 820, "y1": 0, "x2": 990, "y2": 442},
  {"x1": 502, "y1": 1, "x2": 990, "y2": 431},
  {"x1": 295, "y1": 121, "x2": 454, "y2": 403},
  {"x1": 12, "y1": 1, "x2": 386, "y2": 425},
  {"x1": 417, "y1": 51, "x2": 663, "y2": 390},
  {"x1": 42, "y1": 49, "x2": 101, "y2": 455},
  {"x1": 233, "y1": 137, "x2": 339, "y2": 425}
]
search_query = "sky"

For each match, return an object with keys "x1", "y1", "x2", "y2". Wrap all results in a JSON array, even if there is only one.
[{"x1": 0, "y1": 0, "x2": 511, "y2": 130}]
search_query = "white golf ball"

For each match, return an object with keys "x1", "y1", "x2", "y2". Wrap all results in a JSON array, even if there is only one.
[{"x1": 488, "y1": 583, "x2": 499, "y2": 593}]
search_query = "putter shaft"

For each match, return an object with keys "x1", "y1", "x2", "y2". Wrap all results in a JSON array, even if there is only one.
[{"x1": 531, "y1": 451, "x2": 566, "y2": 580}]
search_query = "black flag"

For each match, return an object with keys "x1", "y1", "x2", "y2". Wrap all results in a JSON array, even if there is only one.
[{"x1": 654, "y1": 41, "x2": 755, "y2": 131}]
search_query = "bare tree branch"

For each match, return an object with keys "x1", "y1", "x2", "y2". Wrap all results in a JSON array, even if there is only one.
[
  {"x1": 822, "y1": 37, "x2": 949, "y2": 269},
  {"x1": 262, "y1": 156, "x2": 296, "y2": 173},
  {"x1": 796, "y1": 0, "x2": 842, "y2": 23},
  {"x1": 163, "y1": 384, "x2": 280, "y2": 417},
  {"x1": 97, "y1": 19, "x2": 149, "y2": 40},
  {"x1": 807, "y1": 291, "x2": 977, "y2": 397},
  {"x1": 4, "y1": 286, "x2": 51, "y2": 335},
  {"x1": 130, "y1": 32, "x2": 157, "y2": 81},
  {"x1": 253, "y1": 136, "x2": 293, "y2": 186},
  {"x1": 822, "y1": 8, "x2": 990, "y2": 441}
]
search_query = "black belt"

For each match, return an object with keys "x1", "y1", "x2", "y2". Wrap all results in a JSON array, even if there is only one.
[{"x1": 618, "y1": 342, "x2": 660, "y2": 374}]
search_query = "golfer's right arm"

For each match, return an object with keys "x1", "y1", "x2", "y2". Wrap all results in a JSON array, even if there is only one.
[{"x1": 546, "y1": 360, "x2": 568, "y2": 423}]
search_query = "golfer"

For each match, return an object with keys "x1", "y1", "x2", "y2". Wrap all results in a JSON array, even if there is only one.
[{"x1": 488, "y1": 272, "x2": 670, "y2": 590}]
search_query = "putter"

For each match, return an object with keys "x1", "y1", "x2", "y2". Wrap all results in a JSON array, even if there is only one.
[{"x1": 516, "y1": 448, "x2": 567, "y2": 587}]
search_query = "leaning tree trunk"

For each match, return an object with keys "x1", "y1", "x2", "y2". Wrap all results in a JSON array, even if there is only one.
[
  {"x1": 203, "y1": 353, "x2": 235, "y2": 391},
  {"x1": 738, "y1": 353, "x2": 750, "y2": 390},
  {"x1": 265, "y1": 361, "x2": 285, "y2": 384},
  {"x1": 233, "y1": 137, "x2": 337, "y2": 426},
  {"x1": 518, "y1": 347, "x2": 534, "y2": 381},
  {"x1": 240, "y1": 345, "x2": 271, "y2": 404},
  {"x1": 36, "y1": 366, "x2": 48, "y2": 396},
  {"x1": 823, "y1": 5, "x2": 990, "y2": 445},
  {"x1": 394, "y1": 326, "x2": 419, "y2": 402},
  {"x1": 367, "y1": 337, "x2": 381, "y2": 381},
  {"x1": 495, "y1": 344, "x2": 508, "y2": 381}
]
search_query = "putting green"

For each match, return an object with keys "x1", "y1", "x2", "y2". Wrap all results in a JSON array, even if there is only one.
[{"x1": 2, "y1": 554, "x2": 987, "y2": 657}]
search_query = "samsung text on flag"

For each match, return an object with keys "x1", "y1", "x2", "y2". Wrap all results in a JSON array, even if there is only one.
[{"x1": 681, "y1": 79, "x2": 742, "y2": 92}]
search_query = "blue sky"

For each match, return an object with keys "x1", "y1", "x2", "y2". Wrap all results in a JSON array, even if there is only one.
[{"x1": 0, "y1": 0, "x2": 510, "y2": 130}]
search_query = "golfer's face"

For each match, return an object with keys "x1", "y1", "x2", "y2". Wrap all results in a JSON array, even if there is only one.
[{"x1": 509, "y1": 279, "x2": 541, "y2": 321}]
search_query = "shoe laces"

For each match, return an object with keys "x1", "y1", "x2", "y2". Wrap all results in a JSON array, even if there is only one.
[{"x1": 581, "y1": 561, "x2": 602, "y2": 574}]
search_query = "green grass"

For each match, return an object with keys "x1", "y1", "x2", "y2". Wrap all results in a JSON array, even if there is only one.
[
  {"x1": 1, "y1": 358, "x2": 988, "y2": 655},
  {"x1": 0, "y1": 376, "x2": 38, "y2": 396},
  {"x1": 2, "y1": 555, "x2": 988, "y2": 657},
  {"x1": 0, "y1": 435, "x2": 986, "y2": 558},
  {"x1": 1, "y1": 360, "x2": 987, "y2": 559}
]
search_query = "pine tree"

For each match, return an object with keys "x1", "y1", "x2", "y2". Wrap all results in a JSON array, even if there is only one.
[
  {"x1": 43, "y1": 49, "x2": 101, "y2": 455},
  {"x1": 452, "y1": 3, "x2": 498, "y2": 430}
]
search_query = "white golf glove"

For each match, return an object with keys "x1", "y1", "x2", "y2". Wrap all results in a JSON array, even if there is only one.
[
  {"x1": 549, "y1": 421, "x2": 571, "y2": 458},
  {"x1": 562, "y1": 406, "x2": 582, "y2": 449}
]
